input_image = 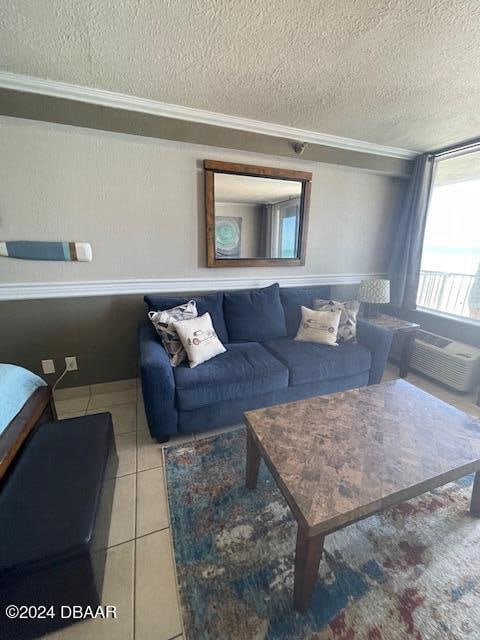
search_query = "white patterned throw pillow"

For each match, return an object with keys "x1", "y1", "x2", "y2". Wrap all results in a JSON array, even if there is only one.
[
  {"x1": 314, "y1": 299, "x2": 360, "y2": 343},
  {"x1": 295, "y1": 306, "x2": 341, "y2": 346},
  {"x1": 148, "y1": 300, "x2": 197, "y2": 367},
  {"x1": 173, "y1": 312, "x2": 226, "y2": 368}
]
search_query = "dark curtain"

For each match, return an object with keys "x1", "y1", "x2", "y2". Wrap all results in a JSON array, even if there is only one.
[
  {"x1": 388, "y1": 153, "x2": 435, "y2": 308},
  {"x1": 258, "y1": 205, "x2": 268, "y2": 257}
]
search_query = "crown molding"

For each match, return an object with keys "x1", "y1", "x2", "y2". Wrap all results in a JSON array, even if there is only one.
[
  {"x1": 0, "y1": 72, "x2": 417, "y2": 160},
  {"x1": 0, "y1": 273, "x2": 384, "y2": 301}
]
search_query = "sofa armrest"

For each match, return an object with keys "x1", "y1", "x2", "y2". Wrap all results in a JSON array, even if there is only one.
[
  {"x1": 138, "y1": 322, "x2": 178, "y2": 441},
  {"x1": 356, "y1": 319, "x2": 393, "y2": 385}
]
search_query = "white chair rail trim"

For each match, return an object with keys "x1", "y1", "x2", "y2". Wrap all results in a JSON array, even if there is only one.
[{"x1": 0, "y1": 274, "x2": 385, "y2": 301}]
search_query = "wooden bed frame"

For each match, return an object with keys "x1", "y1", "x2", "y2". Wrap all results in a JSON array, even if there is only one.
[{"x1": 0, "y1": 386, "x2": 56, "y2": 481}]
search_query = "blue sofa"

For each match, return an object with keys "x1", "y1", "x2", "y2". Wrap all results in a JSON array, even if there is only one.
[{"x1": 139, "y1": 284, "x2": 392, "y2": 442}]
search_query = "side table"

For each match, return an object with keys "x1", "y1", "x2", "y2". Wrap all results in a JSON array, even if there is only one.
[{"x1": 362, "y1": 313, "x2": 420, "y2": 378}]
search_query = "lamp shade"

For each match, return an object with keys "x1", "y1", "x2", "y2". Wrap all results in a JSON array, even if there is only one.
[{"x1": 358, "y1": 279, "x2": 390, "y2": 304}]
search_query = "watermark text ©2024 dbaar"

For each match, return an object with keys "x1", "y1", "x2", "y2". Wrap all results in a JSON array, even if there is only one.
[{"x1": 4, "y1": 604, "x2": 117, "y2": 620}]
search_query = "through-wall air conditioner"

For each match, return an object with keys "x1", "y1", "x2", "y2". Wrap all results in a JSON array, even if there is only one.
[{"x1": 392, "y1": 330, "x2": 480, "y2": 392}]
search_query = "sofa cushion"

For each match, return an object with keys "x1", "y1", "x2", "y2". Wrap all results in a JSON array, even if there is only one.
[
  {"x1": 295, "y1": 307, "x2": 341, "y2": 346},
  {"x1": 280, "y1": 287, "x2": 330, "y2": 337},
  {"x1": 314, "y1": 299, "x2": 360, "y2": 343},
  {"x1": 173, "y1": 312, "x2": 226, "y2": 368},
  {"x1": 148, "y1": 300, "x2": 198, "y2": 367},
  {"x1": 144, "y1": 291, "x2": 228, "y2": 344},
  {"x1": 173, "y1": 342, "x2": 289, "y2": 411},
  {"x1": 223, "y1": 283, "x2": 287, "y2": 342},
  {"x1": 262, "y1": 338, "x2": 372, "y2": 387}
]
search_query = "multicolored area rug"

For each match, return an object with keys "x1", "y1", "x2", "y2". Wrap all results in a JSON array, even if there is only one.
[{"x1": 165, "y1": 428, "x2": 480, "y2": 639}]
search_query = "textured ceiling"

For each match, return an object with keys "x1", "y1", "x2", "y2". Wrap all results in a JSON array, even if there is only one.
[
  {"x1": 1, "y1": 0, "x2": 480, "y2": 151},
  {"x1": 435, "y1": 150, "x2": 480, "y2": 185},
  {"x1": 215, "y1": 174, "x2": 301, "y2": 204}
]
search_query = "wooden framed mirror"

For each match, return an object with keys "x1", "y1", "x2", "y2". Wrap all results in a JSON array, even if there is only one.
[{"x1": 204, "y1": 160, "x2": 311, "y2": 267}]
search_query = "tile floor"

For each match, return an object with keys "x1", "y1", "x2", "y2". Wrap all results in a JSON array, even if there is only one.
[{"x1": 47, "y1": 366, "x2": 479, "y2": 639}]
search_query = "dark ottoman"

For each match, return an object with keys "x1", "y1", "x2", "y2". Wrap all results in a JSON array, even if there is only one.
[{"x1": 0, "y1": 413, "x2": 117, "y2": 639}]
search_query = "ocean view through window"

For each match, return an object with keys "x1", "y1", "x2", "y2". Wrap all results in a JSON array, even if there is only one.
[{"x1": 417, "y1": 149, "x2": 480, "y2": 323}]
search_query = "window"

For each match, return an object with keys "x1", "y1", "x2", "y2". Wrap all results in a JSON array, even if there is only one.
[
  {"x1": 280, "y1": 203, "x2": 299, "y2": 258},
  {"x1": 417, "y1": 149, "x2": 480, "y2": 323},
  {"x1": 267, "y1": 197, "x2": 301, "y2": 258}
]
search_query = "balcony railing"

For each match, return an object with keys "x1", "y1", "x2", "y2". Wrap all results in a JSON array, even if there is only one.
[{"x1": 417, "y1": 270, "x2": 475, "y2": 318}]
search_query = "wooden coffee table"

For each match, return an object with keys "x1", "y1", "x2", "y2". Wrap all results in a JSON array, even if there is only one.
[{"x1": 244, "y1": 380, "x2": 480, "y2": 612}]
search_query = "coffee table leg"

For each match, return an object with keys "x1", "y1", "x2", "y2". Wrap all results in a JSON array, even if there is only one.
[
  {"x1": 245, "y1": 430, "x2": 261, "y2": 490},
  {"x1": 293, "y1": 524, "x2": 325, "y2": 612},
  {"x1": 470, "y1": 471, "x2": 480, "y2": 516}
]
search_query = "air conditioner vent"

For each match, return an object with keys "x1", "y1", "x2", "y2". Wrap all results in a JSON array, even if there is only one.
[
  {"x1": 416, "y1": 330, "x2": 452, "y2": 349},
  {"x1": 391, "y1": 330, "x2": 480, "y2": 392}
]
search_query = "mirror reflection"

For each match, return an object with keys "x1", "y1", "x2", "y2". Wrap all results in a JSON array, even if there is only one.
[{"x1": 214, "y1": 173, "x2": 302, "y2": 259}]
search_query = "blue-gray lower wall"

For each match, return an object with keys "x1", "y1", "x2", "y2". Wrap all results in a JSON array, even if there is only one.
[
  {"x1": 0, "y1": 285, "x2": 340, "y2": 388},
  {"x1": 4, "y1": 287, "x2": 475, "y2": 390},
  {"x1": 388, "y1": 306, "x2": 480, "y2": 348},
  {"x1": 0, "y1": 295, "x2": 145, "y2": 387}
]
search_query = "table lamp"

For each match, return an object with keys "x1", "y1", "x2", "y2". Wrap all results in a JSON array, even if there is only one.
[{"x1": 358, "y1": 279, "x2": 390, "y2": 318}]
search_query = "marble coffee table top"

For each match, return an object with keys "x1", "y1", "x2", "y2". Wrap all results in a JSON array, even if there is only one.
[{"x1": 244, "y1": 380, "x2": 480, "y2": 535}]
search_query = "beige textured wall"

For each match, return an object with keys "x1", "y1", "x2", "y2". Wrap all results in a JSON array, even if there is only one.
[{"x1": 0, "y1": 116, "x2": 404, "y2": 284}]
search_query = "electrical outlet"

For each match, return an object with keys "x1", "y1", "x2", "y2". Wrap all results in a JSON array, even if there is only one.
[
  {"x1": 65, "y1": 356, "x2": 78, "y2": 371},
  {"x1": 41, "y1": 359, "x2": 55, "y2": 374}
]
